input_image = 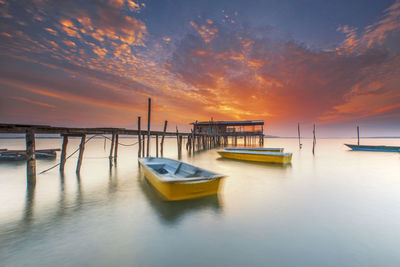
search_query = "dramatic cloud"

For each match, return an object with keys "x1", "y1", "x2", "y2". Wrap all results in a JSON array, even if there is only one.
[{"x1": 0, "y1": 0, "x2": 399, "y2": 135}]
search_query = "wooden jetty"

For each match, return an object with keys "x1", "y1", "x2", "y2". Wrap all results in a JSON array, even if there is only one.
[{"x1": 0, "y1": 98, "x2": 265, "y2": 186}]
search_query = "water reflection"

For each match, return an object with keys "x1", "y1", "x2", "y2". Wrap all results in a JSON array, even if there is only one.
[
  {"x1": 137, "y1": 172, "x2": 223, "y2": 225},
  {"x1": 22, "y1": 185, "x2": 35, "y2": 226}
]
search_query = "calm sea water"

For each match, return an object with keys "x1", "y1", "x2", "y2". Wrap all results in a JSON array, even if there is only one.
[{"x1": 0, "y1": 137, "x2": 400, "y2": 267}]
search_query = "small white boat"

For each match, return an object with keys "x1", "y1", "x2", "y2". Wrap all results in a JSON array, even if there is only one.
[{"x1": 138, "y1": 157, "x2": 225, "y2": 201}]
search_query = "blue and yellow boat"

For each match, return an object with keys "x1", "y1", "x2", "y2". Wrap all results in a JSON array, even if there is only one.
[
  {"x1": 138, "y1": 158, "x2": 225, "y2": 201},
  {"x1": 345, "y1": 144, "x2": 400, "y2": 152}
]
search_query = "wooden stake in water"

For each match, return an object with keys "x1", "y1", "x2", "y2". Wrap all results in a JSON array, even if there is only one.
[
  {"x1": 312, "y1": 124, "x2": 316, "y2": 155},
  {"x1": 298, "y1": 123, "x2": 302, "y2": 149},
  {"x1": 159, "y1": 120, "x2": 167, "y2": 157},
  {"x1": 138, "y1": 116, "x2": 141, "y2": 158},
  {"x1": 357, "y1": 126, "x2": 360, "y2": 145},
  {"x1": 147, "y1": 98, "x2": 151, "y2": 157}
]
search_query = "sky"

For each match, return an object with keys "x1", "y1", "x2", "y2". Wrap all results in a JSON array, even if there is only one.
[{"x1": 0, "y1": 0, "x2": 399, "y2": 137}]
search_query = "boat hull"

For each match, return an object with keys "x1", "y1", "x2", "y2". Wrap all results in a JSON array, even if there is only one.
[
  {"x1": 224, "y1": 147, "x2": 283, "y2": 152},
  {"x1": 139, "y1": 160, "x2": 222, "y2": 201},
  {"x1": 218, "y1": 151, "x2": 292, "y2": 164},
  {"x1": 345, "y1": 144, "x2": 400, "y2": 152}
]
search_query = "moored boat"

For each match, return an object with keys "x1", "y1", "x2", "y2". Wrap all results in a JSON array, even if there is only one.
[
  {"x1": 344, "y1": 144, "x2": 400, "y2": 152},
  {"x1": 217, "y1": 150, "x2": 292, "y2": 164},
  {"x1": 138, "y1": 157, "x2": 225, "y2": 201},
  {"x1": 224, "y1": 147, "x2": 283, "y2": 152}
]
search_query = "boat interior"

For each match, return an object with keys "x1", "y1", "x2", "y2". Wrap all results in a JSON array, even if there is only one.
[{"x1": 143, "y1": 158, "x2": 215, "y2": 179}]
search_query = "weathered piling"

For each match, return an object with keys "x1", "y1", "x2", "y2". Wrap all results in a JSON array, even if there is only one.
[
  {"x1": 114, "y1": 134, "x2": 119, "y2": 162},
  {"x1": 147, "y1": 98, "x2": 151, "y2": 157},
  {"x1": 161, "y1": 120, "x2": 167, "y2": 157},
  {"x1": 312, "y1": 124, "x2": 316, "y2": 155},
  {"x1": 60, "y1": 135, "x2": 68, "y2": 172},
  {"x1": 26, "y1": 129, "x2": 36, "y2": 186},
  {"x1": 142, "y1": 134, "x2": 145, "y2": 157},
  {"x1": 137, "y1": 116, "x2": 141, "y2": 157},
  {"x1": 109, "y1": 133, "x2": 115, "y2": 159},
  {"x1": 76, "y1": 135, "x2": 86, "y2": 173},
  {"x1": 357, "y1": 126, "x2": 360, "y2": 145},
  {"x1": 156, "y1": 134, "x2": 159, "y2": 157}
]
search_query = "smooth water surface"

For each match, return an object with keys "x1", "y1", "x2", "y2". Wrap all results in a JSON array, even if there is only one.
[{"x1": 1, "y1": 137, "x2": 400, "y2": 267}]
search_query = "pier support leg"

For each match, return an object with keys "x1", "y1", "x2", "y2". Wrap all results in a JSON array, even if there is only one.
[
  {"x1": 156, "y1": 135, "x2": 159, "y2": 157},
  {"x1": 26, "y1": 130, "x2": 36, "y2": 186},
  {"x1": 114, "y1": 134, "x2": 119, "y2": 163},
  {"x1": 109, "y1": 133, "x2": 115, "y2": 159},
  {"x1": 76, "y1": 135, "x2": 86, "y2": 173},
  {"x1": 60, "y1": 135, "x2": 68, "y2": 172}
]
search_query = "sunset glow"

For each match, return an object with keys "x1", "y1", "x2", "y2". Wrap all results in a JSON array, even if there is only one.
[{"x1": 1, "y1": 0, "x2": 399, "y2": 136}]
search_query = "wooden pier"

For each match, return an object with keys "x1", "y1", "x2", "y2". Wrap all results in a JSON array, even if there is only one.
[{"x1": 0, "y1": 98, "x2": 265, "y2": 186}]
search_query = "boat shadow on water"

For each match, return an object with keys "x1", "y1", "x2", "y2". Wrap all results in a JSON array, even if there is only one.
[
  {"x1": 137, "y1": 172, "x2": 223, "y2": 225},
  {"x1": 216, "y1": 157, "x2": 292, "y2": 169}
]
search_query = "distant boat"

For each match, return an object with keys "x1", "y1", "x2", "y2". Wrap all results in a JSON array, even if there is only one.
[
  {"x1": 344, "y1": 144, "x2": 400, "y2": 152},
  {"x1": 138, "y1": 157, "x2": 225, "y2": 201},
  {"x1": 224, "y1": 147, "x2": 284, "y2": 152},
  {"x1": 0, "y1": 149, "x2": 59, "y2": 161},
  {"x1": 217, "y1": 150, "x2": 292, "y2": 164}
]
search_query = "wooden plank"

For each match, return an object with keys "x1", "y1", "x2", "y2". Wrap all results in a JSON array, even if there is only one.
[
  {"x1": 60, "y1": 135, "x2": 68, "y2": 172},
  {"x1": 76, "y1": 135, "x2": 86, "y2": 173},
  {"x1": 25, "y1": 129, "x2": 36, "y2": 186},
  {"x1": 147, "y1": 98, "x2": 151, "y2": 157}
]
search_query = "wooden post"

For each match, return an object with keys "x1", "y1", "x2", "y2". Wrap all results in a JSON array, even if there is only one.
[
  {"x1": 142, "y1": 134, "x2": 145, "y2": 157},
  {"x1": 357, "y1": 126, "x2": 360, "y2": 145},
  {"x1": 156, "y1": 134, "x2": 159, "y2": 157},
  {"x1": 176, "y1": 126, "x2": 180, "y2": 154},
  {"x1": 147, "y1": 98, "x2": 151, "y2": 157},
  {"x1": 60, "y1": 135, "x2": 68, "y2": 172},
  {"x1": 76, "y1": 135, "x2": 86, "y2": 173},
  {"x1": 138, "y1": 116, "x2": 141, "y2": 157},
  {"x1": 26, "y1": 129, "x2": 36, "y2": 186},
  {"x1": 109, "y1": 133, "x2": 115, "y2": 159},
  {"x1": 312, "y1": 124, "x2": 316, "y2": 155},
  {"x1": 114, "y1": 134, "x2": 119, "y2": 162},
  {"x1": 161, "y1": 120, "x2": 167, "y2": 157},
  {"x1": 298, "y1": 123, "x2": 302, "y2": 149}
]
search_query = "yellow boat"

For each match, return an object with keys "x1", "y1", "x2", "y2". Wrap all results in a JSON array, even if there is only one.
[
  {"x1": 224, "y1": 147, "x2": 284, "y2": 152},
  {"x1": 217, "y1": 150, "x2": 292, "y2": 164},
  {"x1": 138, "y1": 157, "x2": 225, "y2": 201}
]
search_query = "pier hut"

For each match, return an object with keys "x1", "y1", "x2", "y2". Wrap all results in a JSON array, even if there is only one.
[{"x1": 190, "y1": 120, "x2": 264, "y2": 147}]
